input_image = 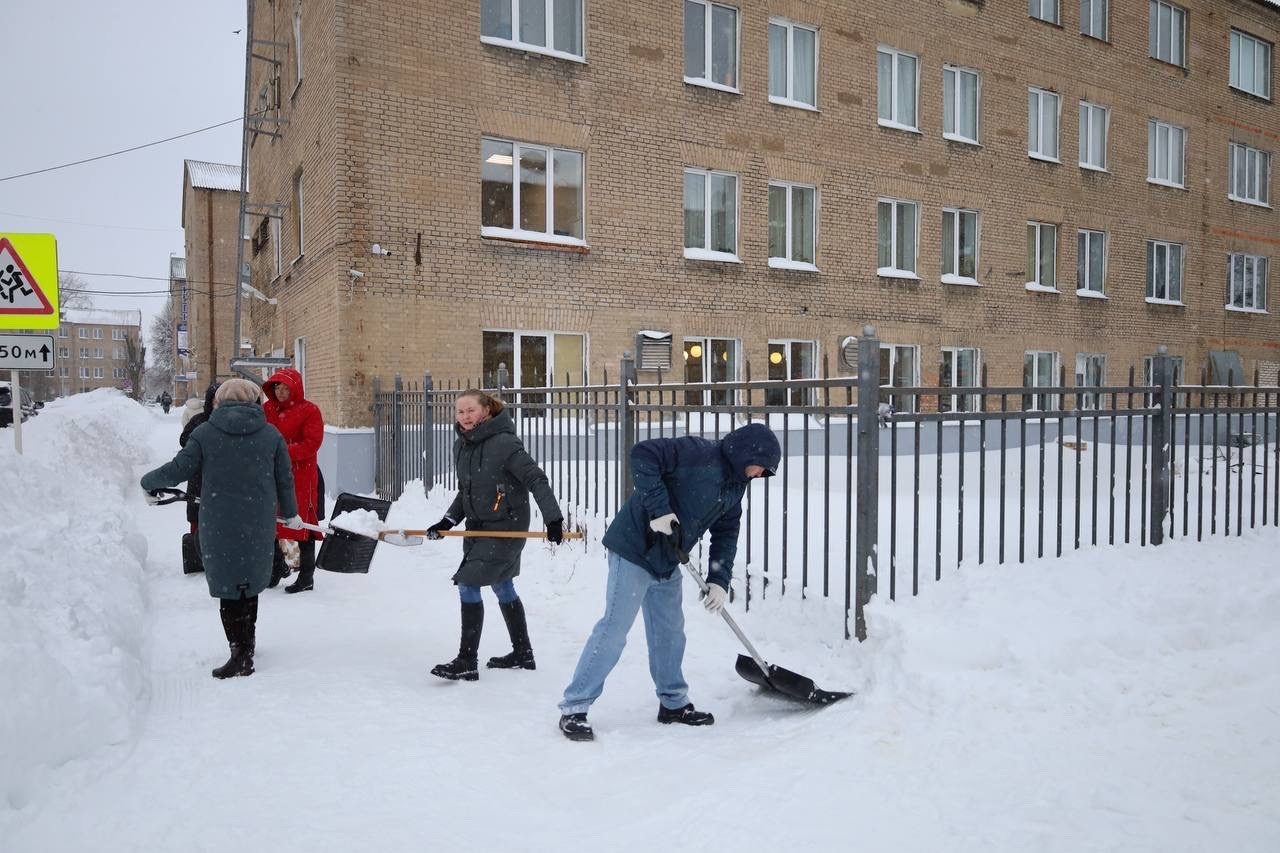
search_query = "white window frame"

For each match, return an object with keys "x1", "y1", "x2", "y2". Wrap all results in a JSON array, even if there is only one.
[
  {"x1": 879, "y1": 343, "x2": 920, "y2": 414},
  {"x1": 1143, "y1": 355, "x2": 1185, "y2": 407},
  {"x1": 1227, "y1": 253, "x2": 1268, "y2": 313},
  {"x1": 58, "y1": 346, "x2": 68, "y2": 358},
  {"x1": 942, "y1": 65, "x2": 980, "y2": 145},
  {"x1": 480, "y1": 0, "x2": 586, "y2": 63},
  {"x1": 1081, "y1": 0, "x2": 1109, "y2": 41},
  {"x1": 78, "y1": 328, "x2": 88, "y2": 339},
  {"x1": 292, "y1": 169, "x2": 305, "y2": 260},
  {"x1": 79, "y1": 347, "x2": 90, "y2": 358},
  {"x1": 79, "y1": 366, "x2": 89, "y2": 379},
  {"x1": 1077, "y1": 229, "x2": 1107, "y2": 297},
  {"x1": 768, "y1": 181, "x2": 818, "y2": 271},
  {"x1": 1231, "y1": 29, "x2": 1272, "y2": 100},
  {"x1": 58, "y1": 327, "x2": 68, "y2": 338},
  {"x1": 1028, "y1": 87, "x2": 1061, "y2": 162},
  {"x1": 293, "y1": 336, "x2": 307, "y2": 389},
  {"x1": 1074, "y1": 353, "x2": 1106, "y2": 410},
  {"x1": 766, "y1": 339, "x2": 818, "y2": 406},
  {"x1": 272, "y1": 215, "x2": 283, "y2": 280},
  {"x1": 292, "y1": 9, "x2": 304, "y2": 95},
  {"x1": 1023, "y1": 350, "x2": 1060, "y2": 412},
  {"x1": 682, "y1": 336, "x2": 740, "y2": 406},
  {"x1": 1027, "y1": 222, "x2": 1058, "y2": 291},
  {"x1": 1146, "y1": 239, "x2": 1185, "y2": 304},
  {"x1": 94, "y1": 347, "x2": 104, "y2": 359},
  {"x1": 1229, "y1": 142, "x2": 1271, "y2": 207},
  {"x1": 684, "y1": 0, "x2": 740, "y2": 93},
  {"x1": 877, "y1": 46, "x2": 919, "y2": 132},
  {"x1": 93, "y1": 367, "x2": 104, "y2": 379},
  {"x1": 112, "y1": 328, "x2": 126, "y2": 341},
  {"x1": 877, "y1": 197, "x2": 919, "y2": 279},
  {"x1": 768, "y1": 18, "x2": 819, "y2": 110},
  {"x1": 1029, "y1": 0, "x2": 1060, "y2": 25},
  {"x1": 1149, "y1": 0, "x2": 1187, "y2": 68},
  {"x1": 92, "y1": 328, "x2": 103, "y2": 340},
  {"x1": 940, "y1": 347, "x2": 981, "y2": 413},
  {"x1": 1078, "y1": 101, "x2": 1109, "y2": 171},
  {"x1": 1147, "y1": 120, "x2": 1186, "y2": 188},
  {"x1": 941, "y1": 207, "x2": 979, "y2": 285},
  {"x1": 481, "y1": 138, "x2": 586, "y2": 246},
  {"x1": 482, "y1": 328, "x2": 588, "y2": 393},
  {"x1": 683, "y1": 168, "x2": 740, "y2": 262},
  {"x1": 113, "y1": 367, "x2": 127, "y2": 380}
]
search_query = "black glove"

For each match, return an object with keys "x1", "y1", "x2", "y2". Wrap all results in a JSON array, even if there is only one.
[
  {"x1": 426, "y1": 517, "x2": 456, "y2": 540},
  {"x1": 546, "y1": 520, "x2": 564, "y2": 545}
]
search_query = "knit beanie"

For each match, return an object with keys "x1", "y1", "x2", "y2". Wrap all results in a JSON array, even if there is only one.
[{"x1": 213, "y1": 378, "x2": 264, "y2": 407}]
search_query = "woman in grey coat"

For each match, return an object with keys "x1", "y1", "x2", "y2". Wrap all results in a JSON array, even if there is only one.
[
  {"x1": 141, "y1": 379, "x2": 302, "y2": 679},
  {"x1": 425, "y1": 390, "x2": 564, "y2": 681}
]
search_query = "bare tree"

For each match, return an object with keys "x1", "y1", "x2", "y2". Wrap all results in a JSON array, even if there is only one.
[
  {"x1": 59, "y1": 272, "x2": 95, "y2": 311},
  {"x1": 148, "y1": 298, "x2": 176, "y2": 392},
  {"x1": 124, "y1": 334, "x2": 147, "y2": 402}
]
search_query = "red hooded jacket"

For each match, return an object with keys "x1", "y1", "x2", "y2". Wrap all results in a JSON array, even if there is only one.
[{"x1": 263, "y1": 368, "x2": 324, "y2": 540}]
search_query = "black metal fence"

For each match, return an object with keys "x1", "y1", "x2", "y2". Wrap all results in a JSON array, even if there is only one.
[{"x1": 372, "y1": 334, "x2": 1280, "y2": 641}]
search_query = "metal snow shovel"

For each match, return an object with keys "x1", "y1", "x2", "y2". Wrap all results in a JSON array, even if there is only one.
[{"x1": 676, "y1": 539, "x2": 850, "y2": 706}]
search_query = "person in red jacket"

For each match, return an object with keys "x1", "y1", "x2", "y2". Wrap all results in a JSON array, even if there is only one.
[{"x1": 263, "y1": 367, "x2": 325, "y2": 594}]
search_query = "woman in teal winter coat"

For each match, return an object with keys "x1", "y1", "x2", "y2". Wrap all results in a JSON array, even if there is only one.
[
  {"x1": 425, "y1": 389, "x2": 564, "y2": 681},
  {"x1": 141, "y1": 379, "x2": 302, "y2": 679}
]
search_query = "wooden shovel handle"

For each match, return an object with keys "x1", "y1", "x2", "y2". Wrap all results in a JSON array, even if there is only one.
[{"x1": 384, "y1": 529, "x2": 585, "y2": 540}]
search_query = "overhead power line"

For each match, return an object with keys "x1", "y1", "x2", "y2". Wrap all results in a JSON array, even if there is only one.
[
  {"x1": 0, "y1": 209, "x2": 180, "y2": 233},
  {"x1": 0, "y1": 115, "x2": 252, "y2": 182}
]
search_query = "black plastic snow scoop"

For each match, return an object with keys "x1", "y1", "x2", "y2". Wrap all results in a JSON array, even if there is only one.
[{"x1": 675, "y1": 538, "x2": 850, "y2": 706}]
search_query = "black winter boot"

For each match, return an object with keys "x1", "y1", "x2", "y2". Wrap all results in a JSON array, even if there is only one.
[
  {"x1": 559, "y1": 713, "x2": 594, "y2": 742},
  {"x1": 285, "y1": 539, "x2": 316, "y2": 594},
  {"x1": 268, "y1": 545, "x2": 288, "y2": 589},
  {"x1": 212, "y1": 597, "x2": 256, "y2": 679},
  {"x1": 431, "y1": 601, "x2": 483, "y2": 681},
  {"x1": 487, "y1": 598, "x2": 535, "y2": 670},
  {"x1": 657, "y1": 703, "x2": 714, "y2": 726}
]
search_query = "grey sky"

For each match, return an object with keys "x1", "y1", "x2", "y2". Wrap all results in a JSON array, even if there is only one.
[{"x1": 3, "y1": 1, "x2": 245, "y2": 348}]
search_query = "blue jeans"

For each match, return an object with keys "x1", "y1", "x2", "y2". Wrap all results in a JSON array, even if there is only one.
[
  {"x1": 559, "y1": 552, "x2": 689, "y2": 714},
  {"x1": 457, "y1": 579, "x2": 517, "y2": 604}
]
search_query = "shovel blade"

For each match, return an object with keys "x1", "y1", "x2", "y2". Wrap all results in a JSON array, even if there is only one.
[{"x1": 735, "y1": 654, "x2": 852, "y2": 705}]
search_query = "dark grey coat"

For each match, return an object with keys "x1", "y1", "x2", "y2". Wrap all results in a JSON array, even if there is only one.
[
  {"x1": 444, "y1": 409, "x2": 562, "y2": 587},
  {"x1": 141, "y1": 401, "x2": 297, "y2": 599}
]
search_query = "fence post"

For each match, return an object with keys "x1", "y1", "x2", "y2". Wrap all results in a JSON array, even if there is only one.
[
  {"x1": 497, "y1": 362, "x2": 509, "y2": 393},
  {"x1": 854, "y1": 325, "x2": 881, "y2": 642},
  {"x1": 619, "y1": 351, "x2": 637, "y2": 499},
  {"x1": 392, "y1": 373, "x2": 404, "y2": 501},
  {"x1": 422, "y1": 371, "x2": 434, "y2": 495},
  {"x1": 372, "y1": 376, "x2": 382, "y2": 497},
  {"x1": 1150, "y1": 346, "x2": 1172, "y2": 545}
]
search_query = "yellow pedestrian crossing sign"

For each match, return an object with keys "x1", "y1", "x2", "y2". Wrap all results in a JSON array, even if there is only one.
[{"x1": 0, "y1": 233, "x2": 59, "y2": 330}]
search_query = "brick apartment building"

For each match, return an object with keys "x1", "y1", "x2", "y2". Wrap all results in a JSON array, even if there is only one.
[
  {"x1": 239, "y1": 0, "x2": 1280, "y2": 429},
  {"x1": 179, "y1": 160, "x2": 244, "y2": 395},
  {"x1": 47, "y1": 309, "x2": 143, "y2": 397}
]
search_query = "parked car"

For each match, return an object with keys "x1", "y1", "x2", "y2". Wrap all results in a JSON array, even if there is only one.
[{"x1": 0, "y1": 381, "x2": 42, "y2": 428}]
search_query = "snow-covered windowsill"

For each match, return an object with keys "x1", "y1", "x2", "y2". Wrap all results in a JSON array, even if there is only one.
[
  {"x1": 878, "y1": 268, "x2": 919, "y2": 281},
  {"x1": 1025, "y1": 282, "x2": 1060, "y2": 293},
  {"x1": 683, "y1": 248, "x2": 741, "y2": 263},
  {"x1": 941, "y1": 274, "x2": 980, "y2": 287},
  {"x1": 769, "y1": 258, "x2": 819, "y2": 272}
]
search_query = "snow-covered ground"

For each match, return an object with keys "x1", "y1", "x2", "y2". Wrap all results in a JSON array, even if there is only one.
[{"x1": 2, "y1": 391, "x2": 1278, "y2": 852}]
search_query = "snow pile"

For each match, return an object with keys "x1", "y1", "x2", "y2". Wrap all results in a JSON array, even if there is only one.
[
  {"x1": 329, "y1": 508, "x2": 385, "y2": 538},
  {"x1": 0, "y1": 391, "x2": 154, "y2": 818}
]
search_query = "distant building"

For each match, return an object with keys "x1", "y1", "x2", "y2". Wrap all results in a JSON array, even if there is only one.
[
  {"x1": 168, "y1": 256, "x2": 192, "y2": 400},
  {"x1": 52, "y1": 308, "x2": 143, "y2": 397},
  {"x1": 181, "y1": 159, "x2": 245, "y2": 391}
]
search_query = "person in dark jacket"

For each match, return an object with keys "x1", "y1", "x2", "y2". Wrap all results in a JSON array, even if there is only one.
[
  {"x1": 141, "y1": 378, "x2": 303, "y2": 679},
  {"x1": 425, "y1": 389, "x2": 564, "y2": 681},
  {"x1": 557, "y1": 422, "x2": 781, "y2": 741},
  {"x1": 177, "y1": 382, "x2": 220, "y2": 535},
  {"x1": 262, "y1": 367, "x2": 325, "y2": 594},
  {"x1": 160, "y1": 391, "x2": 172, "y2": 413}
]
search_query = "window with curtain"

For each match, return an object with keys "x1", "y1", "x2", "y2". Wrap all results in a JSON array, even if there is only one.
[
  {"x1": 1029, "y1": 0, "x2": 1060, "y2": 24},
  {"x1": 1147, "y1": 120, "x2": 1185, "y2": 186},
  {"x1": 1026, "y1": 222, "x2": 1058, "y2": 290},
  {"x1": 768, "y1": 19, "x2": 817, "y2": 109},
  {"x1": 481, "y1": 0, "x2": 584, "y2": 59},
  {"x1": 766, "y1": 340, "x2": 817, "y2": 406},
  {"x1": 1077, "y1": 230, "x2": 1106, "y2": 295},
  {"x1": 1228, "y1": 254, "x2": 1268, "y2": 311},
  {"x1": 1146, "y1": 239, "x2": 1184, "y2": 302},
  {"x1": 1149, "y1": 0, "x2": 1187, "y2": 67},
  {"x1": 1079, "y1": 102, "x2": 1108, "y2": 170},
  {"x1": 683, "y1": 169, "x2": 738, "y2": 260},
  {"x1": 1075, "y1": 353, "x2": 1106, "y2": 410},
  {"x1": 940, "y1": 347, "x2": 980, "y2": 413},
  {"x1": 684, "y1": 1, "x2": 738, "y2": 90},
  {"x1": 1229, "y1": 142, "x2": 1270, "y2": 206},
  {"x1": 876, "y1": 198, "x2": 918, "y2": 277},
  {"x1": 943, "y1": 65, "x2": 979, "y2": 143},
  {"x1": 1230, "y1": 30, "x2": 1272, "y2": 99},
  {"x1": 1081, "y1": 0, "x2": 1108, "y2": 40},
  {"x1": 941, "y1": 208, "x2": 978, "y2": 283},
  {"x1": 1023, "y1": 351, "x2": 1060, "y2": 412},
  {"x1": 879, "y1": 344, "x2": 919, "y2": 413},
  {"x1": 877, "y1": 46, "x2": 918, "y2": 130},
  {"x1": 768, "y1": 182, "x2": 817, "y2": 269},
  {"x1": 1028, "y1": 87, "x2": 1060, "y2": 161}
]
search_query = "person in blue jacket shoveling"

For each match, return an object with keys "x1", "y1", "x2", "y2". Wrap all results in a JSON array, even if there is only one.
[{"x1": 557, "y1": 422, "x2": 781, "y2": 742}]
